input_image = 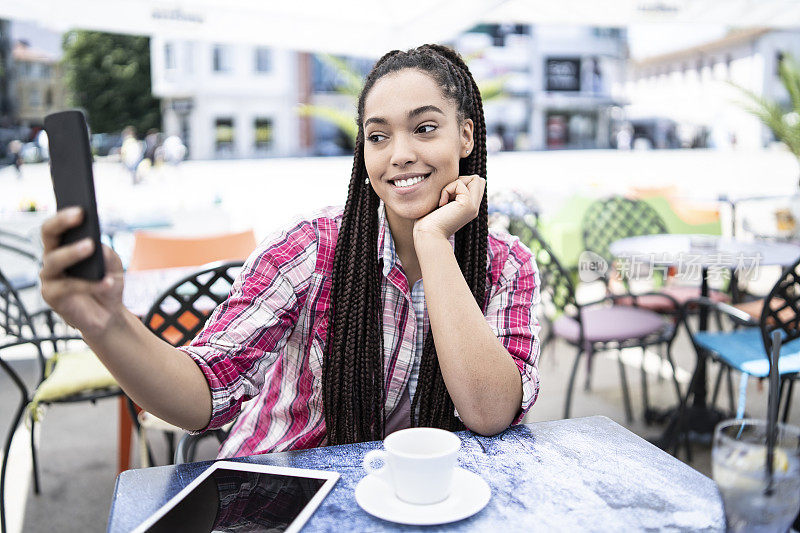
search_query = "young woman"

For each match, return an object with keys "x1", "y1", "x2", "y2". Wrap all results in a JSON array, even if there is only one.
[{"x1": 39, "y1": 44, "x2": 540, "y2": 458}]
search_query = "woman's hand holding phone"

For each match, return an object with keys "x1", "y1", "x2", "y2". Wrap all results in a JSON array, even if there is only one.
[
  {"x1": 412, "y1": 174, "x2": 486, "y2": 244},
  {"x1": 40, "y1": 207, "x2": 125, "y2": 338}
]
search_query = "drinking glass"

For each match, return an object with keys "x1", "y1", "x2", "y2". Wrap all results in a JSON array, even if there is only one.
[{"x1": 712, "y1": 418, "x2": 800, "y2": 533}]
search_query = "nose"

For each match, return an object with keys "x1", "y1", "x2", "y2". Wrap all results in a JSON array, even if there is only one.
[{"x1": 389, "y1": 135, "x2": 416, "y2": 168}]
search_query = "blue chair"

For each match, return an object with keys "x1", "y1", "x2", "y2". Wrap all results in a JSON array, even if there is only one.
[{"x1": 686, "y1": 255, "x2": 800, "y2": 423}]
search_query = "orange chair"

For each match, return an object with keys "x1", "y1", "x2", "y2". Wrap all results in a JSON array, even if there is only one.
[
  {"x1": 118, "y1": 229, "x2": 257, "y2": 472},
  {"x1": 127, "y1": 229, "x2": 257, "y2": 271}
]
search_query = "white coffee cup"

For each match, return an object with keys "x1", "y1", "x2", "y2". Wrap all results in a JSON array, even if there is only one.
[{"x1": 362, "y1": 427, "x2": 461, "y2": 505}]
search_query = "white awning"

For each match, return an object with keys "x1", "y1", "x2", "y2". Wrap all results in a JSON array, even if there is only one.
[{"x1": 2, "y1": 0, "x2": 798, "y2": 58}]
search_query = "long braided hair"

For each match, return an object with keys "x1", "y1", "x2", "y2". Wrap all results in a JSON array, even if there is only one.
[{"x1": 323, "y1": 44, "x2": 488, "y2": 445}]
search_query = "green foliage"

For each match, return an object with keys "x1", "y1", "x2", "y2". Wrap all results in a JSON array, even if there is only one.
[
  {"x1": 732, "y1": 54, "x2": 800, "y2": 161},
  {"x1": 62, "y1": 30, "x2": 161, "y2": 135},
  {"x1": 296, "y1": 103, "x2": 359, "y2": 141}
]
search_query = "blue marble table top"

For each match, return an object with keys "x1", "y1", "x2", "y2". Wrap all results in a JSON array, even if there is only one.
[{"x1": 107, "y1": 416, "x2": 724, "y2": 532}]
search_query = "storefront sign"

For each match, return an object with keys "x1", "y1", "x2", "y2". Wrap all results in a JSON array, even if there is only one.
[{"x1": 546, "y1": 58, "x2": 581, "y2": 92}]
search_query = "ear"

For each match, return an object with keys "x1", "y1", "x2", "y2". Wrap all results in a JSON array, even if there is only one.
[{"x1": 460, "y1": 118, "x2": 474, "y2": 159}]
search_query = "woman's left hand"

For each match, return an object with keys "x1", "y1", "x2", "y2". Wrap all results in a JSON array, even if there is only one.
[{"x1": 413, "y1": 175, "x2": 485, "y2": 242}]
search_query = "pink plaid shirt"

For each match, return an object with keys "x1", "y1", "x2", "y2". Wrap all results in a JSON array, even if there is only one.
[{"x1": 180, "y1": 205, "x2": 540, "y2": 458}]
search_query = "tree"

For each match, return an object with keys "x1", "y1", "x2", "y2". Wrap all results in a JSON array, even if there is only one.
[
  {"x1": 62, "y1": 30, "x2": 160, "y2": 135},
  {"x1": 733, "y1": 54, "x2": 800, "y2": 182}
]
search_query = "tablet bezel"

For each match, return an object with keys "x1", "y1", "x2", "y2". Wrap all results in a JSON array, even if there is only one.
[{"x1": 131, "y1": 460, "x2": 340, "y2": 533}]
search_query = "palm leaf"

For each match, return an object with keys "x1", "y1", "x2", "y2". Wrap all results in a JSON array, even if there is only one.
[
  {"x1": 779, "y1": 55, "x2": 800, "y2": 114},
  {"x1": 296, "y1": 104, "x2": 358, "y2": 141},
  {"x1": 317, "y1": 54, "x2": 363, "y2": 97},
  {"x1": 730, "y1": 53, "x2": 800, "y2": 160}
]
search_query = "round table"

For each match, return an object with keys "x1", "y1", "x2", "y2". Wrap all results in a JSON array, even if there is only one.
[
  {"x1": 609, "y1": 234, "x2": 800, "y2": 452},
  {"x1": 609, "y1": 233, "x2": 800, "y2": 270}
]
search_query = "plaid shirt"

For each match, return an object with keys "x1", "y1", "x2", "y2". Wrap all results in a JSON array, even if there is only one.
[{"x1": 180, "y1": 205, "x2": 540, "y2": 458}]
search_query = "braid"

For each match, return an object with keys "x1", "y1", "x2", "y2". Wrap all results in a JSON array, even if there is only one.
[{"x1": 323, "y1": 44, "x2": 489, "y2": 444}]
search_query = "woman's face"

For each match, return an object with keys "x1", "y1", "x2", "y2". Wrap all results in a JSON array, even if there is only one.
[{"x1": 362, "y1": 68, "x2": 473, "y2": 228}]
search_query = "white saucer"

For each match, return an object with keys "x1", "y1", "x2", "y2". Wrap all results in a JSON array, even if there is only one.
[{"x1": 354, "y1": 467, "x2": 491, "y2": 526}]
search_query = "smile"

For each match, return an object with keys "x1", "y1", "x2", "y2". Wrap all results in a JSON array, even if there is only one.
[{"x1": 390, "y1": 173, "x2": 430, "y2": 188}]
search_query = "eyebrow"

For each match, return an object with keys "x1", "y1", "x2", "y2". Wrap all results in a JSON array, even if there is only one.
[{"x1": 364, "y1": 105, "x2": 445, "y2": 128}]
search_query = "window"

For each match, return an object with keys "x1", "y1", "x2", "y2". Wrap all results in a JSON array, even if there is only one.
[
  {"x1": 215, "y1": 118, "x2": 234, "y2": 156},
  {"x1": 44, "y1": 88, "x2": 53, "y2": 107},
  {"x1": 213, "y1": 45, "x2": 231, "y2": 73},
  {"x1": 164, "y1": 42, "x2": 176, "y2": 70},
  {"x1": 254, "y1": 47, "x2": 271, "y2": 73},
  {"x1": 254, "y1": 118, "x2": 273, "y2": 152},
  {"x1": 28, "y1": 88, "x2": 41, "y2": 107},
  {"x1": 183, "y1": 42, "x2": 194, "y2": 73}
]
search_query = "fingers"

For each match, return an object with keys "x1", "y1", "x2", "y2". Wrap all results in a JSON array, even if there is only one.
[
  {"x1": 41, "y1": 275, "x2": 112, "y2": 304},
  {"x1": 468, "y1": 176, "x2": 486, "y2": 206},
  {"x1": 102, "y1": 245, "x2": 124, "y2": 274},
  {"x1": 41, "y1": 207, "x2": 83, "y2": 251},
  {"x1": 40, "y1": 237, "x2": 95, "y2": 280}
]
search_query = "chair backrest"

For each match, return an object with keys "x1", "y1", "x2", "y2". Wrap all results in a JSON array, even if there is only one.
[
  {"x1": 500, "y1": 214, "x2": 578, "y2": 322},
  {"x1": 0, "y1": 267, "x2": 37, "y2": 339},
  {"x1": 760, "y1": 254, "x2": 800, "y2": 351},
  {"x1": 143, "y1": 262, "x2": 243, "y2": 346},
  {"x1": 127, "y1": 229, "x2": 257, "y2": 272},
  {"x1": 582, "y1": 196, "x2": 668, "y2": 263}
]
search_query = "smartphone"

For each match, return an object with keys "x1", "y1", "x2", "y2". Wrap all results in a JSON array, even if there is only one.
[{"x1": 44, "y1": 110, "x2": 105, "y2": 280}]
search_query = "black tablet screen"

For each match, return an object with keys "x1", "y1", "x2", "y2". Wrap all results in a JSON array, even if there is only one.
[{"x1": 145, "y1": 467, "x2": 328, "y2": 533}]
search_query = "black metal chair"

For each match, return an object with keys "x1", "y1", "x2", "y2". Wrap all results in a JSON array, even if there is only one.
[
  {"x1": 494, "y1": 209, "x2": 682, "y2": 424},
  {"x1": 0, "y1": 268, "x2": 121, "y2": 533},
  {"x1": 683, "y1": 256, "x2": 800, "y2": 426},
  {"x1": 582, "y1": 196, "x2": 736, "y2": 420},
  {"x1": 133, "y1": 261, "x2": 243, "y2": 465}
]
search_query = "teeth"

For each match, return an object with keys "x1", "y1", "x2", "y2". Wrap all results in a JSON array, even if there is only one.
[{"x1": 394, "y1": 175, "x2": 427, "y2": 188}]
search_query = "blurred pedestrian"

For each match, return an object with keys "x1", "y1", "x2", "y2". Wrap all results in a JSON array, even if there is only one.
[
  {"x1": 120, "y1": 126, "x2": 143, "y2": 184},
  {"x1": 8, "y1": 139, "x2": 23, "y2": 178},
  {"x1": 163, "y1": 134, "x2": 186, "y2": 165},
  {"x1": 143, "y1": 128, "x2": 161, "y2": 165}
]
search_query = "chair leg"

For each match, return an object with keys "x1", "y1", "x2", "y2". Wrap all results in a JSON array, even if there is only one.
[
  {"x1": 564, "y1": 347, "x2": 584, "y2": 419},
  {"x1": 2, "y1": 399, "x2": 28, "y2": 533},
  {"x1": 664, "y1": 341, "x2": 683, "y2": 402},
  {"x1": 165, "y1": 432, "x2": 176, "y2": 465},
  {"x1": 640, "y1": 347, "x2": 650, "y2": 422},
  {"x1": 583, "y1": 350, "x2": 594, "y2": 391},
  {"x1": 710, "y1": 365, "x2": 724, "y2": 410},
  {"x1": 781, "y1": 378, "x2": 795, "y2": 424},
  {"x1": 617, "y1": 349, "x2": 634, "y2": 424},
  {"x1": 726, "y1": 367, "x2": 736, "y2": 415},
  {"x1": 29, "y1": 412, "x2": 40, "y2": 495}
]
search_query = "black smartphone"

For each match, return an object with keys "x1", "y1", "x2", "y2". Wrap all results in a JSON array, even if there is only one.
[{"x1": 44, "y1": 110, "x2": 105, "y2": 280}]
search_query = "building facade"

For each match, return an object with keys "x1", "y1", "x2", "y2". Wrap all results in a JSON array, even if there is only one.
[
  {"x1": 11, "y1": 40, "x2": 68, "y2": 129},
  {"x1": 626, "y1": 28, "x2": 800, "y2": 150},
  {"x1": 150, "y1": 37, "x2": 303, "y2": 160},
  {"x1": 453, "y1": 24, "x2": 629, "y2": 150}
]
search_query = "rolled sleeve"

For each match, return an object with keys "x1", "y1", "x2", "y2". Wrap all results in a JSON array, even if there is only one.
[
  {"x1": 484, "y1": 245, "x2": 541, "y2": 425},
  {"x1": 178, "y1": 231, "x2": 310, "y2": 433}
]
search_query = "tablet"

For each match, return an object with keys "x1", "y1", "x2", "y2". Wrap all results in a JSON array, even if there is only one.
[{"x1": 131, "y1": 461, "x2": 340, "y2": 533}]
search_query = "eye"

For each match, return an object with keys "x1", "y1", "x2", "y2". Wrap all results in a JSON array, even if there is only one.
[
  {"x1": 416, "y1": 124, "x2": 437, "y2": 134},
  {"x1": 367, "y1": 133, "x2": 386, "y2": 143}
]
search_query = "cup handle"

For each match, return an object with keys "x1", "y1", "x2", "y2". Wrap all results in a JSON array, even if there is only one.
[{"x1": 363, "y1": 450, "x2": 392, "y2": 485}]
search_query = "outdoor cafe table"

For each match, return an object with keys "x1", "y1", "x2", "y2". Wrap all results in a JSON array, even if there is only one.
[
  {"x1": 107, "y1": 416, "x2": 725, "y2": 532},
  {"x1": 609, "y1": 234, "x2": 800, "y2": 450}
]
